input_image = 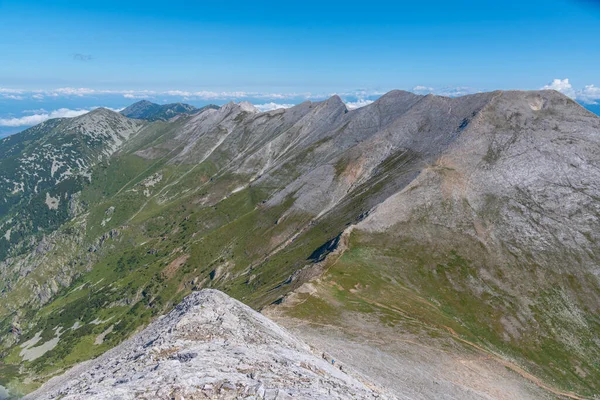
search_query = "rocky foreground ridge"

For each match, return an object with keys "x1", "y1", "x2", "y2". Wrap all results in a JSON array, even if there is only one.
[{"x1": 25, "y1": 289, "x2": 389, "y2": 400}]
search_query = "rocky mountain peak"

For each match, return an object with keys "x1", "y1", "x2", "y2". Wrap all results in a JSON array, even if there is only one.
[
  {"x1": 78, "y1": 107, "x2": 123, "y2": 121},
  {"x1": 238, "y1": 101, "x2": 259, "y2": 113},
  {"x1": 323, "y1": 94, "x2": 347, "y2": 110},
  {"x1": 131, "y1": 99, "x2": 154, "y2": 107},
  {"x1": 219, "y1": 101, "x2": 258, "y2": 115},
  {"x1": 26, "y1": 289, "x2": 389, "y2": 400}
]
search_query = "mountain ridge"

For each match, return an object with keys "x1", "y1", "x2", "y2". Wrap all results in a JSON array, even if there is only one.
[
  {"x1": 120, "y1": 100, "x2": 219, "y2": 121},
  {"x1": 25, "y1": 289, "x2": 390, "y2": 400},
  {"x1": 0, "y1": 89, "x2": 598, "y2": 398}
]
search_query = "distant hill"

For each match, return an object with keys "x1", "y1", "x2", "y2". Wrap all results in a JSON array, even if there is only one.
[
  {"x1": 0, "y1": 108, "x2": 144, "y2": 260},
  {"x1": 120, "y1": 100, "x2": 219, "y2": 121}
]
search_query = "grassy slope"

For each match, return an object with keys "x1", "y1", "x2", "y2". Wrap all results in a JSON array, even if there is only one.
[
  {"x1": 280, "y1": 228, "x2": 599, "y2": 398},
  {"x1": 0, "y1": 144, "x2": 340, "y2": 394},
  {"x1": 0, "y1": 131, "x2": 429, "y2": 395}
]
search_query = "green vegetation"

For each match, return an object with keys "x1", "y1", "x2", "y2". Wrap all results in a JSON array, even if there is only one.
[
  {"x1": 1, "y1": 94, "x2": 598, "y2": 400},
  {"x1": 287, "y1": 229, "x2": 600, "y2": 397},
  {"x1": 0, "y1": 122, "x2": 426, "y2": 391}
]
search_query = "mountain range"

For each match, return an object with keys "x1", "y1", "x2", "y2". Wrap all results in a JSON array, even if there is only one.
[
  {"x1": 0, "y1": 92, "x2": 599, "y2": 399},
  {"x1": 120, "y1": 100, "x2": 219, "y2": 121}
]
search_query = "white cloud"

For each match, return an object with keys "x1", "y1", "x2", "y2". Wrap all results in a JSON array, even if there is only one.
[
  {"x1": 253, "y1": 102, "x2": 295, "y2": 112},
  {"x1": 542, "y1": 78, "x2": 576, "y2": 98},
  {"x1": 0, "y1": 87, "x2": 25, "y2": 99},
  {"x1": 440, "y1": 87, "x2": 480, "y2": 97},
  {"x1": 124, "y1": 93, "x2": 153, "y2": 99},
  {"x1": 412, "y1": 85, "x2": 434, "y2": 92},
  {"x1": 2, "y1": 82, "x2": 597, "y2": 108},
  {"x1": 52, "y1": 87, "x2": 100, "y2": 96},
  {"x1": 542, "y1": 78, "x2": 572, "y2": 91},
  {"x1": 0, "y1": 87, "x2": 314, "y2": 101},
  {"x1": 22, "y1": 108, "x2": 48, "y2": 114},
  {"x1": 336, "y1": 89, "x2": 386, "y2": 98},
  {"x1": 39, "y1": 87, "x2": 152, "y2": 97},
  {"x1": 0, "y1": 88, "x2": 24, "y2": 94},
  {"x1": 1, "y1": 94, "x2": 24, "y2": 100},
  {"x1": 165, "y1": 90, "x2": 300, "y2": 100},
  {"x1": 345, "y1": 99, "x2": 374, "y2": 110},
  {"x1": 0, "y1": 107, "x2": 98, "y2": 127},
  {"x1": 541, "y1": 78, "x2": 600, "y2": 104},
  {"x1": 411, "y1": 85, "x2": 479, "y2": 97},
  {"x1": 578, "y1": 84, "x2": 600, "y2": 105},
  {"x1": 165, "y1": 90, "x2": 193, "y2": 97}
]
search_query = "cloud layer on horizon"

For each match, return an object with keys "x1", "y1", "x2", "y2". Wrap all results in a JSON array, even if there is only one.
[
  {"x1": 2, "y1": 81, "x2": 598, "y2": 104},
  {"x1": 0, "y1": 98, "x2": 378, "y2": 130},
  {"x1": 0, "y1": 87, "x2": 314, "y2": 101},
  {"x1": 0, "y1": 107, "x2": 123, "y2": 127},
  {"x1": 411, "y1": 86, "x2": 480, "y2": 97},
  {"x1": 253, "y1": 102, "x2": 295, "y2": 112},
  {"x1": 2, "y1": 79, "x2": 599, "y2": 131}
]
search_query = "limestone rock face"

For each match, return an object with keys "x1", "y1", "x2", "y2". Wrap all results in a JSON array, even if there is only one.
[{"x1": 26, "y1": 289, "x2": 389, "y2": 400}]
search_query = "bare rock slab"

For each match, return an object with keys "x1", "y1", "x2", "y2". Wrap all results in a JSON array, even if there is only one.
[{"x1": 26, "y1": 289, "x2": 390, "y2": 400}]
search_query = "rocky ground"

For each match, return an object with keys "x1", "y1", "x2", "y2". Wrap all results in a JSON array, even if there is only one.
[
  {"x1": 25, "y1": 289, "x2": 391, "y2": 400},
  {"x1": 266, "y1": 294, "x2": 559, "y2": 400}
]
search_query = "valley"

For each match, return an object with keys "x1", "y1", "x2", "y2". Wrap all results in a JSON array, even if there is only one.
[{"x1": 0, "y1": 91, "x2": 598, "y2": 399}]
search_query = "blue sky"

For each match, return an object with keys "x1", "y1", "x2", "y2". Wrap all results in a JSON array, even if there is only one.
[{"x1": 1, "y1": 0, "x2": 599, "y2": 135}]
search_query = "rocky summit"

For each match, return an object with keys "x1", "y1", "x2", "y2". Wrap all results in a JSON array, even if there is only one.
[
  {"x1": 25, "y1": 289, "x2": 387, "y2": 400},
  {"x1": 0, "y1": 89, "x2": 599, "y2": 399}
]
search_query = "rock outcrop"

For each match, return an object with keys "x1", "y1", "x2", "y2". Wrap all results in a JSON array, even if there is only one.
[{"x1": 26, "y1": 289, "x2": 389, "y2": 400}]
